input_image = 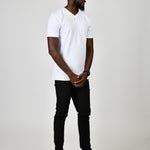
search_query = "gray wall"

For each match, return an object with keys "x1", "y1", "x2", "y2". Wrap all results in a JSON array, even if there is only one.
[{"x1": 0, "y1": 0, "x2": 150, "y2": 150}]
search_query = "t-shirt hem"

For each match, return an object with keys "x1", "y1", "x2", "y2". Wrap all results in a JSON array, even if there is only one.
[{"x1": 47, "y1": 34, "x2": 59, "y2": 37}]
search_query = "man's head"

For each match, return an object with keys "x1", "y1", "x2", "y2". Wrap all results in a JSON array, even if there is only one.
[{"x1": 73, "y1": 0, "x2": 86, "y2": 11}]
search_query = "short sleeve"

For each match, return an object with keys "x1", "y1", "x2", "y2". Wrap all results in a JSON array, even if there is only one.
[
  {"x1": 87, "y1": 18, "x2": 93, "y2": 39},
  {"x1": 46, "y1": 13, "x2": 61, "y2": 37}
]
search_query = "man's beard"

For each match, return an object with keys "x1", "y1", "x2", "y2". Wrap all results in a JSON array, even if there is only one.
[{"x1": 74, "y1": 0, "x2": 85, "y2": 11}]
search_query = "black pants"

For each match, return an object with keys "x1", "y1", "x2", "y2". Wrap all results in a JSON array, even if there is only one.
[{"x1": 54, "y1": 79, "x2": 92, "y2": 150}]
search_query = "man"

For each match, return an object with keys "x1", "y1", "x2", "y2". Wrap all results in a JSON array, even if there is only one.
[{"x1": 47, "y1": 0, "x2": 94, "y2": 149}]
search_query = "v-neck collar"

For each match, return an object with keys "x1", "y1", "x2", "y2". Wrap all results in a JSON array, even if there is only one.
[{"x1": 63, "y1": 7, "x2": 80, "y2": 17}]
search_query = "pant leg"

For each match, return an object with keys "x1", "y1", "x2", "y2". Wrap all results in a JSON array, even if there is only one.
[
  {"x1": 54, "y1": 80, "x2": 72, "y2": 150},
  {"x1": 71, "y1": 79, "x2": 92, "y2": 150}
]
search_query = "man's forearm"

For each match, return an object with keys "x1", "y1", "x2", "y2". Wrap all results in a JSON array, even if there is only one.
[
  {"x1": 84, "y1": 48, "x2": 94, "y2": 71},
  {"x1": 49, "y1": 50, "x2": 73, "y2": 77}
]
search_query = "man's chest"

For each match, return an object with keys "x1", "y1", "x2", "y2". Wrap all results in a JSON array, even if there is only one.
[{"x1": 60, "y1": 16, "x2": 89, "y2": 37}]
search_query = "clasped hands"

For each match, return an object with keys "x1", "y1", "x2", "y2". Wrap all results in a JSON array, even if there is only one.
[{"x1": 69, "y1": 72, "x2": 88, "y2": 88}]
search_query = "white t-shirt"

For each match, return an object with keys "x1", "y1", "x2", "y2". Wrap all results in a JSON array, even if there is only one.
[{"x1": 47, "y1": 7, "x2": 93, "y2": 80}]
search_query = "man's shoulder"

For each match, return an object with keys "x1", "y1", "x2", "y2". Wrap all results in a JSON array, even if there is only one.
[{"x1": 48, "y1": 8, "x2": 64, "y2": 24}]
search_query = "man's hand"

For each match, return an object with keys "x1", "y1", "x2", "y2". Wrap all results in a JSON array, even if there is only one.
[
  {"x1": 73, "y1": 72, "x2": 88, "y2": 88},
  {"x1": 68, "y1": 72, "x2": 81, "y2": 86}
]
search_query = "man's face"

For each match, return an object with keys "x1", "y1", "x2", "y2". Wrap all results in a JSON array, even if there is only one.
[{"x1": 74, "y1": 0, "x2": 86, "y2": 11}]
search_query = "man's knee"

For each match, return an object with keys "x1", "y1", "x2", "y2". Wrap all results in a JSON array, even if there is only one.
[
  {"x1": 54, "y1": 110, "x2": 68, "y2": 118},
  {"x1": 78, "y1": 109, "x2": 91, "y2": 118}
]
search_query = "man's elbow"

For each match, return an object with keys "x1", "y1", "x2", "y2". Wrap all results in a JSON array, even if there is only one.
[
  {"x1": 48, "y1": 49, "x2": 54, "y2": 56},
  {"x1": 48, "y1": 49, "x2": 52, "y2": 55},
  {"x1": 48, "y1": 48, "x2": 57, "y2": 57}
]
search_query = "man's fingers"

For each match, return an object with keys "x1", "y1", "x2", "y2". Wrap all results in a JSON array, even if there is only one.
[
  {"x1": 74, "y1": 79, "x2": 84, "y2": 84},
  {"x1": 74, "y1": 81, "x2": 86, "y2": 88},
  {"x1": 73, "y1": 80, "x2": 82, "y2": 87},
  {"x1": 74, "y1": 83, "x2": 83, "y2": 88}
]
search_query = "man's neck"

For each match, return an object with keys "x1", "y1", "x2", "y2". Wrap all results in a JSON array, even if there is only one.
[{"x1": 65, "y1": 2, "x2": 79, "y2": 15}]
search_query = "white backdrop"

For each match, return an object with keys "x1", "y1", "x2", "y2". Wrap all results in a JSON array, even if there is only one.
[{"x1": 0, "y1": 0, "x2": 150, "y2": 150}]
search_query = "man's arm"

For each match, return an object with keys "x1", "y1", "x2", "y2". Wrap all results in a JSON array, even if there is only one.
[
  {"x1": 47, "y1": 37, "x2": 80, "y2": 83},
  {"x1": 74, "y1": 38, "x2": 94, "y2": 87},
  {"x1": 47, "y1": 37, "x2": 73, "y2": 76},
  {"x1": 84, "y1": 38, "x2": 94, "y2": 72}
]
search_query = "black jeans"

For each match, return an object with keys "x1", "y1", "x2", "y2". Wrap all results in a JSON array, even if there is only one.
[{"x1": 54, "y1": 79, "x2": 92, "y2": 150}]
